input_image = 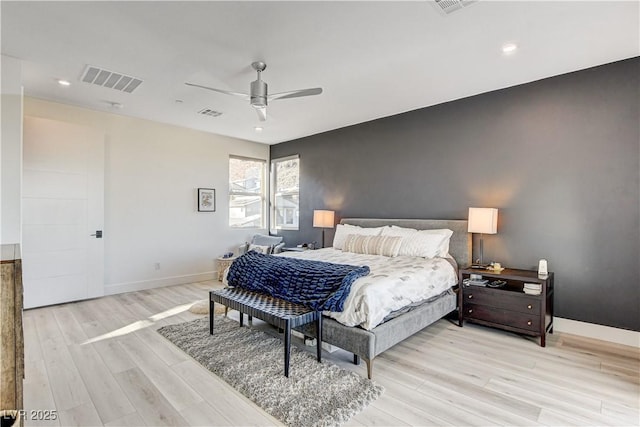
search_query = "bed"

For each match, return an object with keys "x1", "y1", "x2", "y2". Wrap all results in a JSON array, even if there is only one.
[{"x1": 282, "y1": 218, "x2": 471, "y2": 379}]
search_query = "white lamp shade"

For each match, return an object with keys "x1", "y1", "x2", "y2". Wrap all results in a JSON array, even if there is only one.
[
  {"x1": 313, "y1": 210, "x2": 335, "y2": 228},
  {"x1": 468, "y1": 207, "x2": 498, "y2": 234}
]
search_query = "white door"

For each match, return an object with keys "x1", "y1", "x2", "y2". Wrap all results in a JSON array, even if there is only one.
[{"x1": 22, "y1": 116, "x2": 104, "y2": 308}]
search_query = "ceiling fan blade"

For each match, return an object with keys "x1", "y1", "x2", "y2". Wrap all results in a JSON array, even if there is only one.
[
  {"x1": 255, "y1": 106, "x2": 267, "y2": 121},
  {"x1": 269, "y1": 87, "x2": 323, "y2": 101},
  {"x1": 185, "y1": 82, "x2": 249, "y2": 99}
]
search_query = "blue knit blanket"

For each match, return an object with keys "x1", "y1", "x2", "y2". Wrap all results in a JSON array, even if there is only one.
[{"x1": 226, "y1": 251, "x2": 370, "y2": 312}]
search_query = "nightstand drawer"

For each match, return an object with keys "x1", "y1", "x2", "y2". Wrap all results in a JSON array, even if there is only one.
[
  {"x1": 463, "y1": 303, "x2": 540, "y2": 332},
  {"x1": 463, "y1": 287, "x2": 540, "y2": 314}
]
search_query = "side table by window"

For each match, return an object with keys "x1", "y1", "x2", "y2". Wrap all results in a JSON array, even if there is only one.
[{"x1": 216, "y1": 256, "x2": 237, "y2": 281}]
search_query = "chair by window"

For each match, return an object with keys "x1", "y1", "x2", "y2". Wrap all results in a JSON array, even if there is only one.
[{"x1": 239, "y1": 234, "x2": 285, "y2": 255}]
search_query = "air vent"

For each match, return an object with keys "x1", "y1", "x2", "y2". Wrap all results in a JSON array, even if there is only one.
[
  {"x1": 432, "y1": 0, "x2": 476, "y2": 15},
  {"x1": 198, "y1": 108, "x2": 223, "y2": 117},
  {"x1": 80, "y1": 65, "x2": 143, "y2": 93}
]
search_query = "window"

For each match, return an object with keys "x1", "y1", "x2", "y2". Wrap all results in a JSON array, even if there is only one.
[
  {"x1": 229, "y1": 156, "x2": 266, "y2": 228},
  {"x1": 271, "y1": 155, "x2": 300, "y2": 231}
]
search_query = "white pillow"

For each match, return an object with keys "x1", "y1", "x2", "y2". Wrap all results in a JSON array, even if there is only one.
[
  {"x1": 382, "y1": 226, "x2": 453, "y2": 258},
  {"x1": 402, "y1": 229, "x2": 453, "y2": 258},
  {"x1": 248, "y1": 244, "x2": 271, "y2": 254},
  {"x1": 342, "y1": 234, "x2": 403, "y2": 257},
  {"x1": 434, "y1": 230, "x2": 453, "y2": 258},
  {"x1": 380, "y1": 225, "x2": 418, "y2": 238},
  {"x1": 332, "y1": 224, "x2": 384, "y2": 250}
]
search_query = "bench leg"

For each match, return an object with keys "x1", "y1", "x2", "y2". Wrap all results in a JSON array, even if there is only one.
[
  {"x1": 209, "y1": 299, "x2": 214, "y2": 335},
  {"x1": 316, "y1": 313, "x2": 322, "y2": 363},
  {"x1": 353, "y1": 354, "x2": 360, "y2": 365},
  {"x1": 239, "y1": 312, "x2": 244, "y2": 327},
  {"x1": 284, "y1": 320, "x2": 291, "y2": 377}
]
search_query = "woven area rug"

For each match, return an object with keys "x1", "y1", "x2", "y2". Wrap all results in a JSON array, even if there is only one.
[{"x1": 157, "y1": 316, "x2": 384, "y2": 427}]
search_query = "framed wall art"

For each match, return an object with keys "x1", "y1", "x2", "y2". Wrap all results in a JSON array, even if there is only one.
[{"x1": 197, "y1": 188, "x2": 216, "y2": 212}]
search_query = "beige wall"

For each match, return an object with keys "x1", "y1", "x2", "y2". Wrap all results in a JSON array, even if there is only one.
[
  {"x1": 25, "y1": 97, "x2": 269, "y2": 294},
  {"x1": 1, "y1": 55, "x2": 23, "y2": 245}
]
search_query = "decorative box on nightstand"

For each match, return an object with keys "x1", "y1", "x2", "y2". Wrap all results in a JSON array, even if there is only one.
[{"x1": 458, "y1": 267, "x2": 554, "y2": 347}]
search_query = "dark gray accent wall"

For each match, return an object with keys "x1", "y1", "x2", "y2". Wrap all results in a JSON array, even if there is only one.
[{"x1": 271, "y1": 57, "x2": 640, "y2": 332}]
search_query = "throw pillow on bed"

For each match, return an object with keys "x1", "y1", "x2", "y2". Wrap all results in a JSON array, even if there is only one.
[
  {"x1": 332, "y1": 224, "x2": 385, "y2": 250},
  {"x1": 342, "y1": 234, "x2": 403, "y2": 257}
]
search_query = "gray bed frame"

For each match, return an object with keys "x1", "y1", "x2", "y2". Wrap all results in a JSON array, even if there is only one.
[{"x1": 298, "y1": 218, "x2": 471, "y2": 379}]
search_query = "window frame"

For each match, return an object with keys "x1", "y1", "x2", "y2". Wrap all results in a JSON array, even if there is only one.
[
  {"x1": 270, "y1": 154, "x2": 300, "y2": 232},
  {"x1": 228, "y1": 155, "x2": 267, "y2": 229}
]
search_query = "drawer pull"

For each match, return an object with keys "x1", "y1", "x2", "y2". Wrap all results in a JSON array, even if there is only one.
[
  {"x1": 527, "y1": 304, "x2": 532, "y2": 309},
  {"x1": 468, "y1": 309, "x2": 473, "y2": 314},
  {"x1": 468, "y1": 295, "x2": 473, "y2": 299},
  {"x1": 527, "y1": 320, "x2": 532, "y2": 326}
]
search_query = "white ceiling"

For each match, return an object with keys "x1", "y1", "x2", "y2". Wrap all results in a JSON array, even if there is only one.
[{"x1": 2, "y1": 1, "x2": 638, "y2": 145}]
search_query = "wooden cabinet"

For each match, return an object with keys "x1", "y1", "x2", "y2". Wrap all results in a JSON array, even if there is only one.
[
  {"x1": 458, "y1": 267, "x2": 554, "y2": 347},
  {"x1": 1, "y1": 244, "x2": 24, "y2": 413}
]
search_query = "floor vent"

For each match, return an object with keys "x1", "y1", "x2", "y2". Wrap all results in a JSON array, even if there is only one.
[
  {"x1": 198, "y1": 108, "x2": 223, "y2": 117},
  {"x1": 80, "y1": 65, "x2": 143, "y2": 93},
  {"x1": 432, "y1": 0, "x2": 477, "y2": 15}
]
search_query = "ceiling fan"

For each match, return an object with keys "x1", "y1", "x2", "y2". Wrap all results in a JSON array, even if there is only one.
[{"x1": 185, "y1": 61, "x2": 323, "y2": 121}]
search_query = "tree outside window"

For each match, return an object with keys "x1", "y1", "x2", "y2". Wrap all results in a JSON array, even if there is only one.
[
  {"x1": 229, "y1": 156, "x2": 266, "y2": 228},
  {"x1": 271, "y1": 155, "x2": 299, "y2": 231}
]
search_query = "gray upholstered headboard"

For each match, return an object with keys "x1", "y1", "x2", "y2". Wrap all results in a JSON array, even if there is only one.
[{"x1": 340, "y1": 218, "x2": 471, "y2": 268}]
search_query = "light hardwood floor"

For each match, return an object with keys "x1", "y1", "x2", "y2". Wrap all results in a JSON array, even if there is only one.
[{"x1": 22, "y1": 281, "x2": 639, "y2": 426}]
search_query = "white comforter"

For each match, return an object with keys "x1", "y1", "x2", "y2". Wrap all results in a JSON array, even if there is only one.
[{"x1": 278, "y1": 248, "x2": 457, "y2": 330}]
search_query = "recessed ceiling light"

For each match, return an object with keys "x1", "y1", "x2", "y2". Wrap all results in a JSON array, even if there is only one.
[
  {"x1": 254, "y1": 126, "x2": 263, "y2": 132},
  {"x1": 502, "y1": 43, "x2": 518, "y2": 55},
  {"x1": 57, "y1": 79, "x2": 71, "y2": 86}
]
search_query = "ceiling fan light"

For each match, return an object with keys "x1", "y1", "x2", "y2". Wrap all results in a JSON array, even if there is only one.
[{"x1": 186, "y1": 61, "x2": 321, "y2": 123}]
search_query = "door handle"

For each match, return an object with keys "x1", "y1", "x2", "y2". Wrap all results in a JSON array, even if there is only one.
[{"x1": 90, "y1": 230, "x2": 103, "y2": 238}]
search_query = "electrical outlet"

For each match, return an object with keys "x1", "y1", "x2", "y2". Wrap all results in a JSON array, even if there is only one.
[{"x1": 154, "y1": 262, "x2": 160, "y2": 270}]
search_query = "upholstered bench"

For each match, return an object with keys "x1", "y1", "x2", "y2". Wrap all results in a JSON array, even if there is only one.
[{"x1": 209, "y1": 287, "x2": 322, "y2": 377}]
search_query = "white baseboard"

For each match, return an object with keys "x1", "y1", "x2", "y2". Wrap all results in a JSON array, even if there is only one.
[
  {"x1": 104, "y1": 271, "x2": 215, "y2": 295},
  {"x1": 554, "y1": 317, "x2": 640, "y2": 348}
]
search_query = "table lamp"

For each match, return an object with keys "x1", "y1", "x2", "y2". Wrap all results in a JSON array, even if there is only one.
[
  {"x1": 468, "y1": 207, "x2": 498, "y2": 267},
  {"x1": 313, "y1": 210, "x2": 335, "y2": 248}
]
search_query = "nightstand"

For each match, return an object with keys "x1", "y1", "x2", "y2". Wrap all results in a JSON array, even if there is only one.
[
  {"x1": 216, "y1": 256, "x2": 237, "y2": 281},
  {"x1": 458, "y1": 267, "x2": 554, "y2": 347}
]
